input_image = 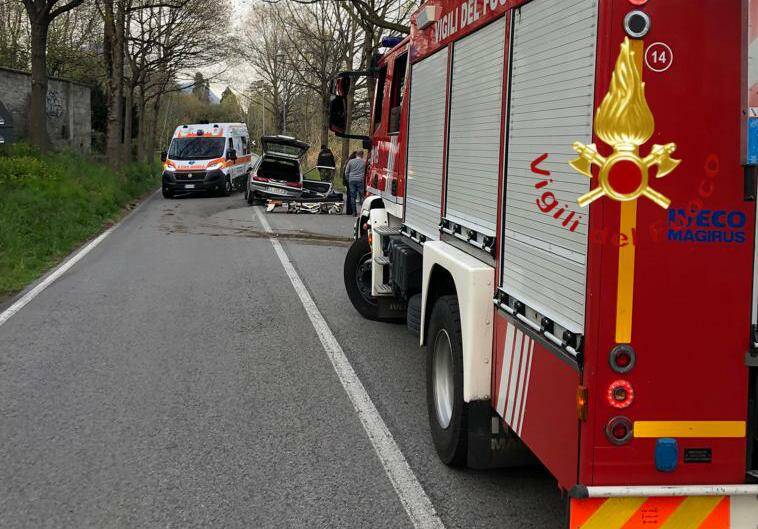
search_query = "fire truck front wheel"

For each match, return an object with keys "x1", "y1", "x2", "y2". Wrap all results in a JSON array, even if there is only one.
[
  {"x1": 343, "y1": 235, "x2": 381, "y2": 320},
  {"x1": 427, "y1": 295, "x2": 467, "y2": 467}
]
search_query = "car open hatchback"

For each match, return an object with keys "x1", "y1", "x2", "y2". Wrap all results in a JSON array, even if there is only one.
[{"x1": 246, "y1": 135, "x2": 310, "y2": 204}]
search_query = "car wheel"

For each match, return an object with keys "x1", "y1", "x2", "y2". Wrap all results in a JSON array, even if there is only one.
[
  {"x1": 343, "y1": 235, "x2": 381, "y2": 320},
  {"x1": 426, "y1": 295, "x2": 467, "y2": 466}
]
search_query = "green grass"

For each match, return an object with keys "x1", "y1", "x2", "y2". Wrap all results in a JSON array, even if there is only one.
[{"x1": 0, "y1": 144, "x2": 159, "y2": 299}]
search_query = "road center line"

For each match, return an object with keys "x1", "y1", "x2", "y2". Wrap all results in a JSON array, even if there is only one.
[
  {"x1": 0, "y1": 191, "x2": 157, "y2": 329},
  {"x1": 253, "y1": 207, "x2": 445, "y2": 529}
]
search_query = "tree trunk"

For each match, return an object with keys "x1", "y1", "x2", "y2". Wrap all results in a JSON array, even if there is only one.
[
  {"x1": 136, "y1": 88, "x2": 147, "y2": 163},
  {"x1": 340, "y1": 86, "x2": 355, "y2": 182},
  {"x1": 122, "y1": 81, "x2": 133, "y2": 164},
  {"x1": 320, "y1": 82, "x2": 329, "y2": 148},
  {"x1": 362, "y1": 25, "x2": 377, "y2": 114},
  {"x1": 273, "y1": 90, "x2": 283, "y2": 135},
  {"x1": 147, "y1": 95, "x2": 162, "y2": 160},
  {"x1": 29, "y1": 18, "x2": 50, "y2": 151},
  {"x1": 104, "y1": 0, "x2": 125, "y2": 168}
]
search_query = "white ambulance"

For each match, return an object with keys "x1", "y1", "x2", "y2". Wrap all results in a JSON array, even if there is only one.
[{"x1": 161, "y1": 123, "x2": 256, "y2": 198}]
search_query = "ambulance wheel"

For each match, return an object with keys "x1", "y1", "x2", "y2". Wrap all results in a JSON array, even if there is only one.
[
  {"x1": 162, "y1": 186, "x2": 174, "y2": 199},
  {"x1": 221, "y1": 176, "x2": 232, "y2": 196},
  {"x1": 344, "y1": 235, "x2": 380, "y2": 320},
  {"x1": 427, "y1": 295, "x2": 467, "y2": 466}
]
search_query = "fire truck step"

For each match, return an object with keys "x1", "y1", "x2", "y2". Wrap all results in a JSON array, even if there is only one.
[
  {"x1": 374, "y1": 255, "x2": 390, "y2": 265},
  {"x1": 375, "y1": 284, "x2": 393, "y2": 295},
  {"x1": 373, "y1": 225, "x2": 401, "y2": 236}
]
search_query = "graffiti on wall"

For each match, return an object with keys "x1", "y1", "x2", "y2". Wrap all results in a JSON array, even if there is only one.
[{"x1": 46, "y1": 90, "x2": 64, "y2": 119}]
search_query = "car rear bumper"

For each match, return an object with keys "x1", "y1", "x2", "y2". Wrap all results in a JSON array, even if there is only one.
[{"x1": 250, "y1": 182, "x2": 302, "y2": 199}]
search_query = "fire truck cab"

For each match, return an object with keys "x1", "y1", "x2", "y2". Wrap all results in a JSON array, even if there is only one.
[{"x1": 331, "y1": 0, "x2": 758, "y2": 526}]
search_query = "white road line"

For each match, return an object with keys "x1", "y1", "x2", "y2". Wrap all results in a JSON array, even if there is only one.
[
  {"x1": 0, "y1": 191, "x2": 156, "y2": 328},
  {"x1": 0, "y1": 228, "x2": 113, "y2": 327},
  {"x1": 253, "y1": 207, "x2": 446, "y2": 529}
]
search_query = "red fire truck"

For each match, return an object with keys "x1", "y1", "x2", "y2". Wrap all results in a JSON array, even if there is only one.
[{"x1": 330, "y1": 0, "x2": 758, "y2": 526}]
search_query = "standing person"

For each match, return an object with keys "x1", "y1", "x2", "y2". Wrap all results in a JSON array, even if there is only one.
[
  {"x1": 317, "y1": 144, "x2": 336, "y2": 184},
  {"x1": 344, "y1": 150, "x2": 366, "y2": 217},
  {"x1": 343, "y1": 151, "x2": 357, "y2": 214}
]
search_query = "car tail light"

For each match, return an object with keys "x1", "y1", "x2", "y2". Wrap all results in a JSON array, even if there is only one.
[
  {"x1": 606, "y1": 416, "x2": 633, "y2": 445},
  {"x1": 252, "y1": 175, "x2": 269, "y2": 182},
  {"x1": 290, "y1": 181, "x2": 303, "y2": 188}
]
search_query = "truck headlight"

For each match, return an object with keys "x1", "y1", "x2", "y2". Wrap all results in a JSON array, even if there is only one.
[{"x1": 207, "y1": 161, "x2": 223, "y2": 171}]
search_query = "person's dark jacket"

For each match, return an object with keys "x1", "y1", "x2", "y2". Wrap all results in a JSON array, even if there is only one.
[{"x1": 317, "y1": 148, "x2": 336, "y2": 168}]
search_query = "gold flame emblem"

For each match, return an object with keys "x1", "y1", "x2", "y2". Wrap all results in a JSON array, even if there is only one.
[{"x1": 570, "y1": 38, "x2": 680, "y2": 209}]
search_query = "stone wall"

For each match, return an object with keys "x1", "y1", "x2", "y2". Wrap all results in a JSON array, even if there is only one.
[{"x1": 0, "y1": 67, "x2": 91, "y2": 153}]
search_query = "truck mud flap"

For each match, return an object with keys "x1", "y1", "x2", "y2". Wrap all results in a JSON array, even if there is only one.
[{"x1": 466, "y1": 400, "x2": 536, "y2": 470}]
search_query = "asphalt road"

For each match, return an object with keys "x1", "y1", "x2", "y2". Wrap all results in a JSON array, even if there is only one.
[{"x1": 0, "y1": 192, "x2": 564, "y2": 528}]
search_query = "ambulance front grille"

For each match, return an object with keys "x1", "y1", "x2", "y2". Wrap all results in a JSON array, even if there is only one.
[{"x1": 175, "y1": 172, "x2": 205, "y2": 181}]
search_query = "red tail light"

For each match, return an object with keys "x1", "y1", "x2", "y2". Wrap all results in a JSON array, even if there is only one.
[
  {"x1": 252, "y1": 175, "x2": 269, "y2": 182},
  {"x1": 290, "y1": 181, "x2": 303, "y2": 188},
  {"x1": 607, "y1": 380, "x2": 634, "y2": 409}
]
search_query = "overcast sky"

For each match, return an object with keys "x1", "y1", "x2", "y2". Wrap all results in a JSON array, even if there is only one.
[{"x1": 198, "y1": 0, "x2": 259, "y2": 101}]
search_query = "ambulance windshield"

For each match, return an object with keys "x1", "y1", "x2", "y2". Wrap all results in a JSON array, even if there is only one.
[{"x1": 168, "y1": 137, "x2": 226, "y2": 160}]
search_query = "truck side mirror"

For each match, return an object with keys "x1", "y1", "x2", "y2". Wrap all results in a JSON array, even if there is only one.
[
  {"x1": 330, "y1": 74, "x2": 352, "y2": 97},
  {"x1": 160, "y1": 150, "x2": 167, "y2": 162},
  {"x1": 329, "y1": 96, "x2": 347, "y2": 135},
  {"x1": 227, "y1": 149, "x2": 237, "y2": 161}
]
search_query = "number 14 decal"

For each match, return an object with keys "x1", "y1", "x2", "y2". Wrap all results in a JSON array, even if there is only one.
[{"x1": 645, "y1": 42, "x2": 674, "y2": 73}]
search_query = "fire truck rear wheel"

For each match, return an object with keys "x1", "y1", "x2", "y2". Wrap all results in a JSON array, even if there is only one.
[
  {"x1": 427, "y1": 295, "x2": 467, "y2": 467},
  {"x1": 343, "y1": 235, "x2": 381, "y2": 320}
]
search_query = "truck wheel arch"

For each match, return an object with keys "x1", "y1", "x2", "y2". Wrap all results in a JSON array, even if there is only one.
[
  {"x1": 422, "y1": 265, "x2": 457, "y2": 346},
  {"x1": 420, "y1": 241, "x2": 495, "y2": 402}
]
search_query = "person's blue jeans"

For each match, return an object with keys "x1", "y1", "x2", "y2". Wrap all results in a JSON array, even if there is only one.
[{"x1": 347, "y1": 179, "x2": 364, "y2": 216}]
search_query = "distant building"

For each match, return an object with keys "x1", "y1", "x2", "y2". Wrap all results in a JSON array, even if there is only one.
[{"x1": 177, "y1": 80, "x2": 221, "y2": 104}]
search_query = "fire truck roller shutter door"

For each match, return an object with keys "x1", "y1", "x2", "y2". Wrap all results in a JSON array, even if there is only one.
[
  {"x1": 404, "y1": 48, "x2": 449, "y2": 240},
  {"x1": 444, "y1": 16, "x2": 506, "y2": 237},
  {"x1": 500, "y1": 0, "x2": 599, "y2": 335}
]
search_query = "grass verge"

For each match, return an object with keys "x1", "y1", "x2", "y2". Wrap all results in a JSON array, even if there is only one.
[{"x1": 0, "y1": 144, "x2": 159, "y2": 300}]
